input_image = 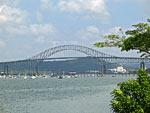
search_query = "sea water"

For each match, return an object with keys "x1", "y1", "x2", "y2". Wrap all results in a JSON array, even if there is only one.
[{"x1": 0, "y1": 76, "x2": 136, "y2": 113}]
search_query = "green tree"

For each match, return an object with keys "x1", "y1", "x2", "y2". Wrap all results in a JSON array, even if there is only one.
[
  {"x1": 94, "y1": 18, "x2": 150, "y2": 57},
  {"x1": 111, "y1": 69, "x2": 150, "y2": 113},
  {"x1": 94, "y1": 19, "x2": 150, "y2": 112}
]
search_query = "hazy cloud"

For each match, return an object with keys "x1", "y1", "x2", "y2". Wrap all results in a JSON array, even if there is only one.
[
  {"x1": 40, "y1": 0, "x2": 110, "y2": 23},
  {"x1": 36, "y1": 11, "x2": 43, "y2": 22},
  {"x1": 0, "y1": 39, "x2": 5, "y2": 48},
  {"x1": 30, "y1": 24, "x2": 56, "y2": 36},
  {"x1": 0, "y1": 5, "x2": 28, "y2": 25},
  {"x1": 77, "y1": 25, "x2": 101, "y2": 43},
  {"x1": 86, "y1": 26, "x2": 100, "y2": 34},
  {"x1": 13, "y1": 0, "x2": 20, "y2": 6},
  {"x1": 40, "y1": 0, "x2": 53, "y2": 10},
  {"x1": 58, "y1": 0, "x2": 109, "y2": 16},
  {"x1": 0, "y1": 5, "x2": 57, "y2": 41}
]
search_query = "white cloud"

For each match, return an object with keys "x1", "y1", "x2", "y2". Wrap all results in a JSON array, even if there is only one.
[
  {"x1": 40, "y1": 0, "x2": 109, "y2": 23},
  {"x1": 0, "y1": 5, "x2": 28, "y2": 25},
  {"x1": 30, "y1": 24, "x2": 56, "y2": 36},
  {"x1": 86, "y1": 25, "x2": 100, "y2": 34},
  {"x1": 29, "y1": 24, "x2": 57, "y2": 43},
  {"x1": 58, "y1": 1, "x2": 81, "y2": 12},
  {"x1": 35, "y1": 36, "x2": 46, "y2": 43},
  {"x1": 40, "y1": 0, "x2": 53, "y2": 10},
  {"x1": 77, "y1": 25, "x2": 101, "y2": 43},
  {"x1": 0, "y1": 0, "x2": 8, "y2": 4},
  {"x1": 1, "y1": 23, "x2": 57, "y2": 40},
  {"x1": 5, "y1": 25, "x2": 29, "y2": 36},
  {"x1": 58, "y1": 0, "x2": 109, "y2": 15},
  {"x1": 0, "y1": 4, "x2": 57, "y2": 41},
  {"x1": 13, "y1": 0, "x2": 20, "y2": 6},
  {"x1": 0, "y1": 5, "x2": 29, "y2": 48}
]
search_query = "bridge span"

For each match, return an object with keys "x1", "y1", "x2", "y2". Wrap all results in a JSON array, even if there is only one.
[{"x1": 0, "y1": 45, "x2": 150, "y2": 75}]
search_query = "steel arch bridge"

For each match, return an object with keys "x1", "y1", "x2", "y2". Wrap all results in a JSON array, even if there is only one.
[
  {"x1": 28, "y1": 45, "x2": 115, "y2": 60},
  {"x1": 0, "y1": 45, "x2": 150, "y2": 75},
  {"x1": 27, "y1": 45, "x2": 150, "y2": 63}
]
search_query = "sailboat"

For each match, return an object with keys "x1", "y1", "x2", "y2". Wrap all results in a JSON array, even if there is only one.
[{"x1": 24, "y1": 74, "x2": 28, "y2": 79}]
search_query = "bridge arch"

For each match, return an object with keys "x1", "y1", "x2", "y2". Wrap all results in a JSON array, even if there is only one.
[{"x1": 28, "y1": 45, "x2": 116, "y2": 60}]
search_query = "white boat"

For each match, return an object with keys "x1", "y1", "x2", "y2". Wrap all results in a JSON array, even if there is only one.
[
  {"x1": 24, "y1": 76, "x2": 27, "y2": 79},
  {"x1": 30, "y1": 76, "x2": 36, "y2": 79},
  {"x1": 74, "y1": 75, "x2": 78, "y2": 78},
  {"x1": 42, "y1": 74, "x2": 48, "y2": 78},
  {"x1": 3, "y1": 75, "x2": 6, "y2": 79},
  {"x1": 66, "y1": 76, "x2": 71, "y2": 78}
]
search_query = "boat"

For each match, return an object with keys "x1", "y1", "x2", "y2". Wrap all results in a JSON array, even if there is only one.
[
  {"x1": 24, "y1": 74, "x2": 28, "y2": 79},
  {"x1": 30, "y1": 75, "x2": 36, "y2": 79},
  {"x1": 74, "y1": 75, "x2": 78, "y2": 78},
  {"x1": 66, "y1": 75, "x2": 71, "y2": 78},
  {"x1": 58, "y1": 76, "x2": 64, "y2": 79},
  {"x1": 42, "y1": 74, "x2": 48, "y2": 78},
  {"x1": 24, "y1": 76, "x2": 27, "y2": 79}
]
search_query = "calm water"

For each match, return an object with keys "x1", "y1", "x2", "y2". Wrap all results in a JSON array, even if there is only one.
[{"x1": 0, "y1": 76, "x2": 135, "y2": 113}]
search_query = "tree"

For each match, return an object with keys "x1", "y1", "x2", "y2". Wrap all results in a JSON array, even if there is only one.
[
  {"x1": 110, "y1": 69, "x2": 150, "y2": 113},
  {"x1": 94, "y1": 19, "x2": 150, "y2": 112},
  {"x1": 94, "y1": 18, "x2": 150, "y2": 57}
]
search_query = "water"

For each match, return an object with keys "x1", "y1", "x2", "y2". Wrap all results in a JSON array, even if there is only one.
[{"x1": 0, "y1": 76, "x2": 135, "y2": 113}]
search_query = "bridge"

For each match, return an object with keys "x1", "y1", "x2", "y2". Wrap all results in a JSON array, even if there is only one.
[{"x1": 0, "y1": 45, "x2": 150, "y2": 75}]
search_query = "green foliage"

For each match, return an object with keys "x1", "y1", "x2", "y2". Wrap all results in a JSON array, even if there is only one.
[
  {"x1": 95, "y1": 18, "x2": 150, "y2": 57},
  {"x1": 122, "y1": 19, "x2": 150, "y2": 57},
  {"x1": 94, "y1": 28, "x2": 125, "y2": 48},
  {"x1": 110, "y1": 69, "x2": 150, "y2": 113}
]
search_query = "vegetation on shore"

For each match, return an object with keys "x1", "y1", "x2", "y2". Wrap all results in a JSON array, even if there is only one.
[
  {"x1": 95, "y1": 18, "x2": 150, "y2": 58},
  {"x1": 95, "y1": 18, "x2": 150, "y2": 112},
  {"x1": 111, "y1": 69, "x2": 150, "y2": 113}
]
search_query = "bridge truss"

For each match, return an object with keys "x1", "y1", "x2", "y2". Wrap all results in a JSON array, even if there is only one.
[{"x1": 0, "y1": 45, "x2": 150, "y2": 75}]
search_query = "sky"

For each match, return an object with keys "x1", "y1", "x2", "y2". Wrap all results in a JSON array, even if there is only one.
[{"x1": 0, "y1": 0, "x2": 149, "y2": 61}]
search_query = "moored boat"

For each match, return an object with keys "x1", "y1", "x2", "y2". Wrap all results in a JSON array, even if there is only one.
[
  {"x1": 58, "y1": 76, "x2": 64, "y2": 79},
  {"x1": 30, "y1": 75, "x2": 36, "y2": 79}
]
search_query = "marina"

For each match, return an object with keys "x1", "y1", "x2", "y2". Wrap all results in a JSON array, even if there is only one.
[{"x1": 0, "y1": 73, "x2": 137, "y2": 79}]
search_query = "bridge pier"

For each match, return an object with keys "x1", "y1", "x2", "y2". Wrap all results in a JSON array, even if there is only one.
[
  {"x1": 28, "y1": 60, "x2": 33, "y2": 75},
  {"x1": 102, "y1": 65, "x2": 106, "y2": 74},
  {"x1": 4, "y1": 65, "x2": 8, "y2": 75},
  {"x1": 140, "y1": 62, "x2": 145, "y2": 70},
  {"x1": 35, "y1": 65, "x2": 39, "y2": 75},
  {"x1": 30, "y1": 60, "x2": 40, "y2": 75}
]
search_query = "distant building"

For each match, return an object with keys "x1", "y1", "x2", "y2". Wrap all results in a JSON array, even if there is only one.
[
  {"x1": 107, "y1": 66, "x2": 127, "y2": 73},
  {"x1": 117, "y1": 66, "x2": 127, "y2": 72},
  {"x1": 68, "y1": 72, "x2": 76, "y2": 75}
]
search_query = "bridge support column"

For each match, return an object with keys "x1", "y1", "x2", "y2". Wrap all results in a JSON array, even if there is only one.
[
  {"x1": 102, "y1": 65, "x2": 106, "y2": 74},
  {"x1": 140, "y1": 62, "x2": 145, "y2": 70},
  {"x1": 4, "y1": 65, "x2": 8, "y2": 75},
  {"x1": 28, "y1": 60, "x2": 33, "y2": 75},
  {"x1": 35, "y1": 66, "x2": 39, "y2": 75}
]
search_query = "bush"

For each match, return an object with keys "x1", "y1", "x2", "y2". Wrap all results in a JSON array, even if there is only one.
[{"x1": 110, "y1": 69, "x2": 150, "y2": 113}]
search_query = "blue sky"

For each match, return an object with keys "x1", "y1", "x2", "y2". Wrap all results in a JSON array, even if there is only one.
[{"x1": 0, "y1": 0, "x2": 149, "y2": 61}]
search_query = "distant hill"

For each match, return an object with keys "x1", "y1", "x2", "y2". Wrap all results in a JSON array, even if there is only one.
[
  {"x1": 1, "y1": 57, "x2": 142, "y2": 75},
  {"x1": 37, "y1": 57, "x2": 139, "y2": 74}
]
